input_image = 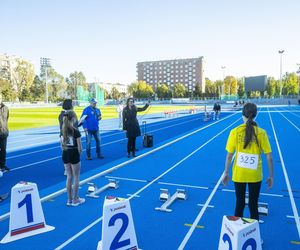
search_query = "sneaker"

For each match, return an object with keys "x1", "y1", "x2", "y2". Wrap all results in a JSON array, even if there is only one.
[
  {"x1": 132, "y1": 153, "x2": 136, "y2": 157},
  {"x1": 0, "y1": 166, "x2": 10, "y2": 172},
  {"x1": 86, "y1": 156, "x2": 92, "y2": 160},
  {"x1": 66, "y1": 200, "x2": 72, "y2": 206},
  {"x1": 127, "y1": 153, "x2": 131, "y2": 158},
  {"x1": 72, "y1": 198, "x2": 85, "y2": 206}
]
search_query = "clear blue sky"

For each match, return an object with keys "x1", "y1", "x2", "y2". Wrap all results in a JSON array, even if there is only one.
[{"x1": 1, "y1": 0, "x2": 299, "y2": 84}]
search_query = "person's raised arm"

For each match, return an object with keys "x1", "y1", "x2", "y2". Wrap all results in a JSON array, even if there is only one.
[{"x1": 137, "y1": 101, "x2": 150, "y2": 112}]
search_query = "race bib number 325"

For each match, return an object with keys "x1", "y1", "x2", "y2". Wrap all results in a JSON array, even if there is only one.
[{"x1": 236, "y1": 152, "x2": 259, "y2": 170}]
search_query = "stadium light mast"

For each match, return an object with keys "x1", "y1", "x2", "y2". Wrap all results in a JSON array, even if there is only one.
[
  {"x1": 278, "y1": 50, "x2": 284, "y2": 97},
  {"x1": 40, "y1": 57, "x2": 51, "y2": 103},
  {"x1": 221, "y1": 66, "x2": 226, "y2": 95}
]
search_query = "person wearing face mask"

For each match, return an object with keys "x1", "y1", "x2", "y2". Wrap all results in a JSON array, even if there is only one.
[
  {"x1": 222, "y1": 103, "x2": 274, "y2": 221},
  {"x1": 122, "y1": 98, "x2": 149, "y2": 157},
  {"x1": 0, "y1": 93, "x2": 9, "y2": 172}
]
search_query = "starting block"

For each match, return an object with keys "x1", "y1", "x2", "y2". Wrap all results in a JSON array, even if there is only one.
[
  {"x1": 218, "y1": 216, "x2": 262, "y2": 250},
  {"x1": 245, "y1": 194, "x2": 269, "y2": 216},
  {"x1": 155, "y1": 189, "x2": 187, "y2": 212},
  {"x1": 86, "y1": 179, "x2": 119, "y2": 198}
]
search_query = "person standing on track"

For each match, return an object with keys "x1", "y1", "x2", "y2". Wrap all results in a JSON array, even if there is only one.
[
  {"x1": 80, "y1": 98, "x2": 104, "y2": 160},
  {"x1": 122, "y1": 98, "x2": 149, "y2": 158},
  {"x1": 213, "y1": 102, "x2": 221, "y2": 120},
  {"x1": 60, "y1": 110, "x2": 85, "y2": 206},
  {"x1": 222, "y1": 103, "x2": 274, "y2": 220}
]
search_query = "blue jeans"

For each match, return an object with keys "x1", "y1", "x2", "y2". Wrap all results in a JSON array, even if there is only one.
[{"x1": 86, "y1": 130, "x2": 101, "y2": 157}]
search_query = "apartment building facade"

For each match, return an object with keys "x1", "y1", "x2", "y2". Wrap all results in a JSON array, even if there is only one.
[{"x1": 137, "y1": 57, "x2": 205, "y2": 93}]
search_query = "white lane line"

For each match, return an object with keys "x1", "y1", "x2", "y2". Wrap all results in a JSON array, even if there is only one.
[
  {"x1": 268, "y1": 108, "x2": 300, "y2": 238},
  {"x1": 277, "y1": 111, "x2": 300, "y2": 132},
  {"x1": 54, "y1": 112, "x2": 241, "y2": 249},
  {"x1": 287, "y1": 215, "x2": 300, "y2": 219},
  {"x1": 157, "y1": 182, "x2": 209, "y2": 190},
  {"x1": 105, "y1": 176, "x2": 147, "y2": 183},
  {"x1": 197, "y1": 204, "x2": 214, "y2": 208}
]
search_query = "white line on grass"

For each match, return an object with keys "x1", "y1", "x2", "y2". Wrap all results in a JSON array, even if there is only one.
[
  {"x1": 54, "y1": 113, "x2": 241, "y2": 250},
  {"x1": 268, "y1": 108, "x2": 300, "y2": 238}
]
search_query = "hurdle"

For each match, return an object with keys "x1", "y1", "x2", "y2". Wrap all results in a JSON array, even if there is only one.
[
  {"x1": 86, "y1": 179, "x2": 119, "y2": 198},
  {"x1": 155, "y1": 188, "x2": 187, "y2": 212}
]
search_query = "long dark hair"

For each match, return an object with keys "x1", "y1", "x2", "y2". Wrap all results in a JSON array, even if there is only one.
[
  {"x1": 62, "y1": 111, "x2": 77, "y2": 146},
  {"x1": 242, "y1": 103, "x2": 258, "y2": 149}
]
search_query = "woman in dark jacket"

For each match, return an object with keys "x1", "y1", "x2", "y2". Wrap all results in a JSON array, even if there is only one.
[{"x1": 123, "y1": 98, "x2": 149, "y2": 157}]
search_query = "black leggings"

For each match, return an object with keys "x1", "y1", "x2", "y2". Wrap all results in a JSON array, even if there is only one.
[
  {"x1": 234, "y1": 181, "x2": 262, "y2": 220},
  {"x1": 127, "y1": 136, "x2": 136, "y2": 154}
]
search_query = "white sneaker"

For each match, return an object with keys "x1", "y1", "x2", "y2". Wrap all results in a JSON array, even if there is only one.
[{"x1": 72, "y1": 197, "x2": 85, "y2": 206}]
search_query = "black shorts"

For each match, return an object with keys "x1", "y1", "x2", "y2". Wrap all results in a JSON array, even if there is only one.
[{"x1": 62, "y1": 148, "x2": 80, "y2": 164}]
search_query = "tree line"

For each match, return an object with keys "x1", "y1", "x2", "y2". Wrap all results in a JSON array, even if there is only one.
[{"x1": 0, "y1": 59, "x2": 299, "y2": 102}]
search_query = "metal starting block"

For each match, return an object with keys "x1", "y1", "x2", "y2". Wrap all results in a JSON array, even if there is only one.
[
  {"x1": 245, "y1": 194, "x2": 269, "y2": 216},
  {"x1": 86, "y1": 179, "x2": 119, "y2": 198},
  {"x1": 155, "y1": 189, "x2": 187, "y2": 212}
]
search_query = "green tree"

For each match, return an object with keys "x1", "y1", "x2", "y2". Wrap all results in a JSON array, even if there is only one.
[
  {"x1": 205, "y1": 78, "x2": 216, "y2": 97},
  {"x1": 128, "y1": 82, "x2": 138, "y2": 97},
  {"x1": 224, "y1": 76, "x2": 237, "y2": 95},
  {"x1": 283, "y1": 72, "x2": 299, "y2": 95},
  {"x1": 173, "y1": 83, "x2": 186, "y2": 98},
  {"x1": 45, "y1": 68, "x2": 68, "y2": 102},
  {"x1": 0, "y1": 78, "x2": 17, "y2": 101},
  {"x1": 215, "y1": 80, "x2": 223, "y2": 97},
  {"x1": 69, "y1": 71, "x2": 88, "y2": 99},
  {"x1": 266, "y1": 77, "x2": 276, "y2": 98},
  {"x1": 111, "y1": 87, "x2": 121, "y2": 100},
  {"x1": 237, "y1": 78, "x2": 245, "y2": 98},
  {"x1": 13, "y1": 59, "x2": 35, "y2": 101},
  {"x1": 157, "y1": 83, "x2": 169, "y2": 98},
  {"x1": 129, "y1": 81, "x2": 153, "y2": 98},
  {"x1": 193, "y1": 84, "x2": 202, "y2": 98}
]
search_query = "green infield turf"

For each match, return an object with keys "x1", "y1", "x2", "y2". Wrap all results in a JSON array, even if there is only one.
[{"x1": 8, "y1": 105, "x2": 198, "y2": 131}]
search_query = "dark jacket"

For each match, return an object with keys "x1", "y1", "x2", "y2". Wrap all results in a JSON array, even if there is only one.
[{"x1": 122, "y1": 103, "x2": 149, "y2": 138}]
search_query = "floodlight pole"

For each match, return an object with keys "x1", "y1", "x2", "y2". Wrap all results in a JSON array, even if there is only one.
[
  {"x1": 221, "y1": 66, "x2": 226, "y2": 95},
  {"x1": 40, "y1": 57, "x2": 51, "y2": 103},
  {"x1": 278, "y1": 50, "x2": 284, "y2": 97}
]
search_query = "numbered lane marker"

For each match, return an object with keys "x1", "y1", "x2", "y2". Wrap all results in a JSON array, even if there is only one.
[
  {"x1": 1, "y1": 182, "x2": 55, "y2": 244},
  {"x1": 97, "y1": 196, "x2": 139, "y2": 250},
  {"x1": 218, "y1": 215, "x2": 262, "y2": 250}
]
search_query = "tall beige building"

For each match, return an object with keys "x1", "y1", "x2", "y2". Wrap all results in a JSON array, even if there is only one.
[{"x1": 137, "y1": 57, "x2": 205, "y2": 93}]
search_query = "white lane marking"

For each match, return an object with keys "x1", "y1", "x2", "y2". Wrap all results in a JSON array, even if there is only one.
[
  {"x1": 277, "y1": 111, "x2": 300, "y2": 132},
  {"x1": 197, "y1": 204, "x2": 214, "y2": 208},
  {"x1": 287, "y1": 215, "x2": 300, "y2": 219},
  {"x1": 105, "y1": 176, "x2": 147, "y2": 183},
  {"x1": 53, "y1": 113, "x2": 241, "y2": 249},
  {"x1": 268, "y1": 108, "x2": 300, "y2": 238},
  {"x1": 222, "y1": 189, "x2": 284, "y2": 198},
  {"x1": 157, "y1": 182, "x2": 209, "y2": 190}
]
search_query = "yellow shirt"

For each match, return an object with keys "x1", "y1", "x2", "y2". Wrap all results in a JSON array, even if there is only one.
[{"x1": 226, "y1": 124, "x2": 272, "y2": 182}]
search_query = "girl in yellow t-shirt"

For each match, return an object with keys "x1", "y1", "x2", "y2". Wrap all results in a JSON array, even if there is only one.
[{"x1": 222, "y1": 103, "x2": 274, "y2": 220}]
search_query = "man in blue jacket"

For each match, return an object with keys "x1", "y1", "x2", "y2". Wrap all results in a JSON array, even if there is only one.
[{"x1": 80, "y1": 98, "x2": 104, "y2": 160}]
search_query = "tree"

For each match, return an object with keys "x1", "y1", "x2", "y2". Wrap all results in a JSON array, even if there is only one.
[
  {"x1": 224, "y1": 76, "x2": 237, "y2": 95},
  {"x1": 69, "y1": 71, "x2": 88, "y2": 99},
  {"x1": 266, "y1": 77, "x2": 276, "y2": 98},
  {"x1": 205, "y1": 78, "x2": 216, "y2": 97},
  {"x1": 0, "y1": 78, "x2": 17, "y2": 101},
  {"x1": 193, "y1": 84, "x2": 202, "y2": 98},
  {"x1": 157, "y1": 83, "x2": 169, "y2": 98},
  {"x1": 173, "y1": 83, "x2": 186, "y2": 98},
  {"x1": 111, "y1": 87, "x2": 121, "y2": 100},
  {"x1": 237, "y1": 78, "x2": 245, "y2": 98},
  {"x1": 215, "y1": 80, "x2": 223, "y2": 97},
  {"x1": 129, "y1": 81, "x2": 154, "y2": 98},
  {"x1": 13, "y1": 59, "x2": 35, "y2": 101},
  {"x1": 282, "y1": 72, "x2": 299, "y2": 95}
]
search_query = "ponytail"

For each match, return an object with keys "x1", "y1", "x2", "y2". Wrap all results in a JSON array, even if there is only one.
[
  {"x1": 242, "y1": 103, "x2": 259, "y2": 149},
  {"x1": 61, "y1": 111, "x2": 77, "y2": 146}
]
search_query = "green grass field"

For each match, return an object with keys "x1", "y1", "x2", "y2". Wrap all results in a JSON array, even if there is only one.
[{"x1": 8, "y1": 105, "x2": 195, "y2": 131}]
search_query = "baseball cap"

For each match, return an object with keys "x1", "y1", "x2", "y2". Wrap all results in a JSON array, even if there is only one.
[{"x1": 90, "y1": 98, "x2": 98, "y2": 103}]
